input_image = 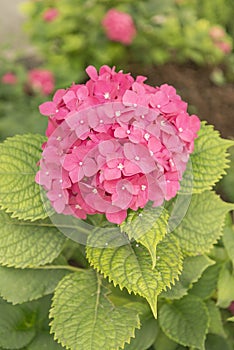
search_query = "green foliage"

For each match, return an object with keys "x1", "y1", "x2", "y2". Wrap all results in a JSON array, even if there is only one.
[
  {"x1": 180, "y1": 122, "x2": 234, "y2": 194},
  {"x1": 173, "y1": 191, "x2": 234, "y2": 255},
  {"x1": 86, "y1": 228, "x2": 183, "y2": 318},
  {"x1": 161, "y1": 255, "x2": 214, "y2": 300},
  {"x1": 0, "y1": 266, "x2": 69, "y2": 304},
  {"x1": 0, "y1": 119, "x2": 233, "y2": 349},
  {"x1": 0, "y1": 210, "x2": 66, "y2": 268},
  {"x1": 50, "y1": 270, "x2": 141, "y2": 350},
  {"x1": 159, "y1": 294, "x2": 209, "y2": 349},
  {"x1": 121, "y1": 206, "x2": 169, "y2": 268},
  {"x1": 0, "y1": 134, "x2": 48, "y2": 220}
]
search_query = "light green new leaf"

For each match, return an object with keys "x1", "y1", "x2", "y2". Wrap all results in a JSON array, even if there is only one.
[
  {"x1": 173, "y1": 191, "x2": 234, "y2": 255},
  {"x1": 0, "y1": 302, "x2": 36, "y2": 349},
  {"x1": 0, "y1": 266, "x2": 69, "y2": 304},
  {"x1": 206, "y1": 300, "x2": 226, "y2": 338},
  {"x1": 124, "y1": 318, "x2": 158, "y2": 350},
  {"x1": 227, "y1": 317, "x2": 234, "y2": 322},
  {"x1": 159, "y1": 295, "x2": 209, "y2": 350},
  {"x1": 217, "y1": 265, "x2": 234, "y2": 308},
  {"x1": 0, "y1": 134, "x2": 48, "y2": 221},
  {"x1": 161, "y1": 255, "x2": 214, "y2": 299},
  {"x1": 0, "y1": 210, "x2": 66, "y2": 268},
  {"x1": 179, "y1": 122, "x2": 234, "y2": 194},
  {"x1": 121, "y1": 206, "x2": 169, "y2": 268},
  {"x1": 86, "y1": 228, "x2": 183, "y2": 318},
  {"x1": 50, "y1": 270, "x2": 140, "y2": 350}
]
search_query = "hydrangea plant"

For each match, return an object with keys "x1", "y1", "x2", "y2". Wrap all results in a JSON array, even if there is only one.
[{"x1": 0, "y1": 66, "x2": 233, "y2": 350}]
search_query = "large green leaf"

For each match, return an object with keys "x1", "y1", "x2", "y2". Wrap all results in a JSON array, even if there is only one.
[
  {"x1": 0, "y1": 134, "x2": 48, "y2": 221},
  {"x1": 158, "y1": 295, "x2": 209, "y2": 350},
  {"x1": 121, "y1": 206, "x2": 168, "y2": 268},
  {"x1": 153, "y1": 329, "x2": 187, "y2": 350},
  {"x1": 0, "y1": 210, "x2": 66, "y2": 268},
  {"x1": 173, "y1": 191, "x2": 234, "y2": 255},
  {"x1": 161, "y1": 255, "x2": 214, "y2": 299},
  {"x1": 50, "y1": 270, "x2": 141, "y2": 350},
  {"x1": 0, "y1": 266, "x2": 69, "y2": 304},
  {"x1": 86, "y1": 228, "x2": 183, "y2": 318},
  {"x1": 179, "y1": 122, "x2": 234, "y2": 194},
  {"x1": 205, "y1": 334, "x2": 230, "y2": 350},
  {"x1": 0, "y1": 301, "x2": 36, "y2": 349}
]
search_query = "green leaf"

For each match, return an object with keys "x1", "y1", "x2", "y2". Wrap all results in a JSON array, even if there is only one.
[
  {"x1": 161, "y1": 255, "x2": 214, "y2": 300},
  {"x1": 50, "y1": 270, "x2": 141, "y2": 350},
  {"x1": 206, "y1": 300, "x2": 226, "y2": 338},
  {"x1": 173, "y1": 191, "x2": 233, "y2": 255},
  {"x1": 217, "y1": 264, "x2": 234, "y2": 308},
  {"x1": 154, "y1": 329, "x2": 187, "y2": 350},
  {"x1": 86, "y1": 228, "x2": 183, "y2": 318},
  {"x1": 25, "y1": 333, "x2": 64, "y2": 349},
  {"x1": 0, "y1": 134, "x2": 48, "y2": 221},
  {"x1": 0, "y1": 266, "x2": 69, "y2": 304},
  {"x1": 227, "y1": 316, "x2": 234, "y2": 322},
  {"x1": 0, "y1": 301, "x2": 36, "y2": 349},
  {"x1": 223, "y1": 222, "x2": 234, "y2": 267},
  {"x1": 0, "y1": 210, "x2": 66, "y2": 268},
  {"x1": 205, "y1": 334, "x2": 231, "y2": 350},
  {"x1": 158, "y1": 295, "x2": 209, "y2": 350},
  {"x1": 189, "y1": 263, "x2": 222, "y2": 300},
  {"x1": 124, "y1": 318, "x2": 158, "y2": 350},
  {"x1": 179, "y1": 122, "x2": 234, "y2": 194},
  {"x1": 121, "y1": 207, "x2": 169, "y2": 268}
]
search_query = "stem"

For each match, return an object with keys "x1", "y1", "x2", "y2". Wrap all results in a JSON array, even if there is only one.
[{"x1": 33, "y1": 265, "x2": 84, "y2": 273}]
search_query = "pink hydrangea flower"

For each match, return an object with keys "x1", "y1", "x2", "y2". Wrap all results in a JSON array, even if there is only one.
[
  {"x1": 36, "y1": 65, "x2": 200, "y2": 224},
  {"x1": 1, "y1": 72, "x2": 17, "y2": 85},
  {"x1": 42, "y1": 8, "x2": 59, "y2": 22},
  {"x1": 28, "y1": 69, "x2": 55, "y2": 95},
  {"x1": 102, "y1": 9, "x2": 136, "y2": 45}
]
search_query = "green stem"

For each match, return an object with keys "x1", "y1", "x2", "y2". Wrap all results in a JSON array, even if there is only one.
[{"x1": 33, "y1": 265, "x2": 84, "y2": 273}]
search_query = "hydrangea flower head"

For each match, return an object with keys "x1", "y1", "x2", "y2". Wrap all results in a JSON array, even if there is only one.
[
  {"x1": 102, "y1": 9, "x2": 136, "y2": 45},
  {"x1": 28, "y1": 69, "x2": 55, "y2": 95},
  {"x1": 42, "y1": 8, "x2": 59, "y2": 22},
  {"x1": 36, "y1": 65, "x2": 200, "y2": 224}
]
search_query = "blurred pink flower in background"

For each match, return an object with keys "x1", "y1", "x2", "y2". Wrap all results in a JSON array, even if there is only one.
[
  {"x1": 209, "y1": 25, "x2": 232, "y2": 55},
  {"x1": 228, "y1": 301, "x2": 234, "y2": 315},
  {"x1": 102, "y1": 9, "x2": 136, "y2": 45},
  {"x1": 42, "y1": 8, "x2": 59, "y2": 22},
  {"x1": 28, "y1": 69, "x2": 55, "y2": 95},
  {"x1": 215, "y1": 41, "x2": 232, "y2": 54},
  {"x1": 1, "y1": 72, "x2": 17, "y2": 85}
]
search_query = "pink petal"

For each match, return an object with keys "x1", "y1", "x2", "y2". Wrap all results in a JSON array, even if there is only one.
[{"x1": 39, "y1": 102, "x2": 56, "y2": 116}]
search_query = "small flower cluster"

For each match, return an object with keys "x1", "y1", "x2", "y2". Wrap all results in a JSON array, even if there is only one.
[
  {"x1": 1, "y1": 69, "x2": 55, "y2": 96},
  {"x1": 102, "y1": 9, "x2": 136, "y2": 45},
  {"x1": 36, "y1": 65, "x2": 200, "y2": 224},
  {"x1": 209, "y1": 26, "x2": 232, "y2": 54}
]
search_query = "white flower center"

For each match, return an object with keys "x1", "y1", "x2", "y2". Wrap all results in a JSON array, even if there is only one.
[
  {"x1": 117, "y1": 163, "x2": 124, "y2": 171},
  {"x1": 141, "y1": 185, "x2": 147, "y2": 191},
  {"x1": 135, "y1": 156, "x2": 140, "y2": 161},
  {"x1": 104, "y1": 92, "x2": 110, "y2": 99},
  {"x1": 144, "y1": 133, "x2": 150, "y2": 141},
  {"x1": 179, "y1": 127, "x2": 183, "y2": 132}
]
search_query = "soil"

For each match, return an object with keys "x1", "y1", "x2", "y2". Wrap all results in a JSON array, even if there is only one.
[{"x1": 130, "y1": 62, "x2": 234, "y2": 139}]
